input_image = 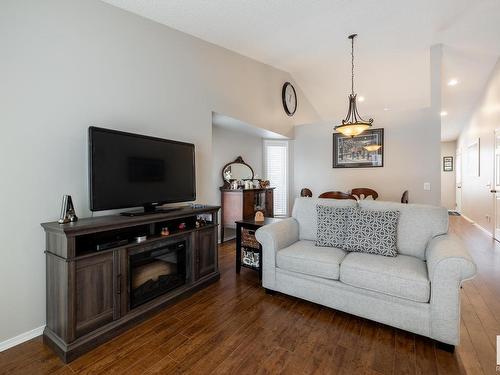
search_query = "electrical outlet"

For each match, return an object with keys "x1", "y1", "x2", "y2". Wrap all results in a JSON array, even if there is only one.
[{"x1": 423, "y1": 182, "x2": 431, "y2": 191}]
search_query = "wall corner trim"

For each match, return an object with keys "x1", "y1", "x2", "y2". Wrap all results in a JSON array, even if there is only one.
[{"x1": 0, "y1": 325, "x2": 45, "y2": 352}]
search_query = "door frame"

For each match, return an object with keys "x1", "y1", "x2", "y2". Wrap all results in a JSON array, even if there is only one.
[
  {"x1": 493, "y1": 129, "x2": 500, "y2": 241},
  {"x1": 455, "y1": 148, "x2": 462, "y2": 213}
]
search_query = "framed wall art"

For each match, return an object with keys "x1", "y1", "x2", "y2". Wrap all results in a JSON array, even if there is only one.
[
  {"x1": 333, "y1": 128, "x2": 384, "y2": 168},
  {"x1": 443, "y1": 156, "x2": 453, "y2": 172}
]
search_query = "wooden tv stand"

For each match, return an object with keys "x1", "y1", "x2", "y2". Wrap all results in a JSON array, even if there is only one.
[{"x1": 41, "y1": 205, "x2": 220, "y2": 363}]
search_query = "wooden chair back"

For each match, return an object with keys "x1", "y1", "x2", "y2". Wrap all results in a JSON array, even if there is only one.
[
  {"x1": 350, "y1": 188, "x2": 379, "y2": 201},
  {"x1": 300, "y1": 188, "x2": 313, "y2": 197},
  {"x1": 401, "y1": 190, "x2": 409, "y2": 204},
  {"x1": 318, "y1": 191, "x2": 356, "y2": 200}
]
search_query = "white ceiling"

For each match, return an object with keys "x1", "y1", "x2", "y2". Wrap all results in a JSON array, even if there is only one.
[
  {"x1": 103, "y1": 0, "x2": 500, "y2": 141},
  {"x1": 441, "y1": 46, "x2": 498, "y2": 141}
]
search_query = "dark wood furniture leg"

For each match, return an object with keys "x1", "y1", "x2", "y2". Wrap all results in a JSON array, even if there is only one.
[
  {"x1": 436, "y1": 341, "x2": 455, "y2": 353},
  {"x1": 235, "y1": 222, "x2": 242, "y2": 274}
]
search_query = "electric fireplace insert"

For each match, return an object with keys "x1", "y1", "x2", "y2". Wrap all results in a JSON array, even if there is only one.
[{"x1": 129, "y1": 240, "x2": 187, "y2": 309}]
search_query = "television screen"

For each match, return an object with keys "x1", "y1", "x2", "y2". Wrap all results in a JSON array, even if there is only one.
[{"x1": 89, "y1": 127, "x2": 196, "y2": 211}]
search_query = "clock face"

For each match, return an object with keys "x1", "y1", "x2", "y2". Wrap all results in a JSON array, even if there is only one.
[{"x1": 282, "y1": 82, "x2": 297, "y2": 116}]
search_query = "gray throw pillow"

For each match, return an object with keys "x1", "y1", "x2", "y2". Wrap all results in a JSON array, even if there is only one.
[
  {"x1": 344, "y1": 208, "x2": 400, "y2": 257},
  {"x1": 316, "y1": 205, "x2": 353, "y2": 248}
]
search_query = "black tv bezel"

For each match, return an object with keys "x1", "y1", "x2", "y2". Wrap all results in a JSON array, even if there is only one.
[{"x1": 88, "y1": 126, "x2": 196, "y2": 212}]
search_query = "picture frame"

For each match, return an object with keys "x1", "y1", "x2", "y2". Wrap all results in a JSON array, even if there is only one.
[
  {"x1": 333, "y1": 128, "x2": 384, "y2": 168},
  {"x1": 443, "y1": 156, "x2": 453, "y2": 172}
]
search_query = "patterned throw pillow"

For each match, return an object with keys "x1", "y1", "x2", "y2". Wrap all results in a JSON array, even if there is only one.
[
  {"x1": 344, "y1": 208, "x2": 400, "y2": 257},
  {"x1": 316, "y1": 205, "x2": 353, "y2": 248}
]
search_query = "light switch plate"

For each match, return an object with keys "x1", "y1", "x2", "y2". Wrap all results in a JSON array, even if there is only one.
[{"x1": 424, "y1": 182, "x2": 431, "y2": 191}]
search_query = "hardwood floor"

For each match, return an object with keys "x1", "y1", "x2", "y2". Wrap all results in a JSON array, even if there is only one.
[{"x1": 1, "y1": 216, "x2": 499, "y2": 374}]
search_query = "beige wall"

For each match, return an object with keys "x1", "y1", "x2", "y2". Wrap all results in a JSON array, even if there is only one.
[
  {"x1": 293, "y1": 107, "x2": 441, "y2": 205},
  {"x1": 440, "y1": 141, "x2": 456, "y2": 210},
  {"x1": 457, "y1": 59, "x2": 500, "y2": 233},
  {"x1": 212, "y1": 124, "x2": 263, "y2": 238},
  {"x1": 0, "y1": 0, "x2": 320, "y2": 344},
  {"x1": 293, "y1": 46, "x2": 442, "y2": 206}
]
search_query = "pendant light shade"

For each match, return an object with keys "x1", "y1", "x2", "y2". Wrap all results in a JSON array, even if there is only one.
[
  {"x1": 335, "y1": 34, "x2": 373, "y2": 137},
  {"x1": 363, "y1": 144, "x2": 382, "y2": 152}
]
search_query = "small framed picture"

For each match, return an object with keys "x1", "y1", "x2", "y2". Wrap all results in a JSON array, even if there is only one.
[{"x1": 443, "y1": 156, "x2": 453, "y2": 172}]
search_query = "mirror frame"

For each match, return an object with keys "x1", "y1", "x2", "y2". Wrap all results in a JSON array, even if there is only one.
[{"x1": 221, "y1": 156, "x2": 254, "y2": 187}]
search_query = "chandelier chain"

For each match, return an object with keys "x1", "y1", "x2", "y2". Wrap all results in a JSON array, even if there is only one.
[{"x1": 351, "y1": 35, "x2": 355, "y2": 95}]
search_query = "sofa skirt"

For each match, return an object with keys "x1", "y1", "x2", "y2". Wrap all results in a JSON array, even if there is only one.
[{"x1": 274, "y1": 268, "x2": 432, "y2": 340}]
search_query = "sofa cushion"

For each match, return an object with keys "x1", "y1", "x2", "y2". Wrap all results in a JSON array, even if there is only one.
[
  {"x1": 359, "y1": 200, "x2": 448, "y2": 260},
  {"x1": 316, "y1": 205, "x2": 352, "y2": 248},
  {"x1": 343, "y1": 208, "x2": 400, "y2": 257},
  {"x1": 339, "y1": 252, "x2": 430, "y2": 303},
  {"x1": 277, "y1": 240, "x2": 347, "y2": 280},
  {"x1": 292, "y1": 197, "x2": 358, "y2": 241}
]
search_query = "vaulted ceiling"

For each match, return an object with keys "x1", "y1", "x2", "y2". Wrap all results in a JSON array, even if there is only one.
[{"x1": 103, "y1": 0, "x2": 500, "y2": 141}]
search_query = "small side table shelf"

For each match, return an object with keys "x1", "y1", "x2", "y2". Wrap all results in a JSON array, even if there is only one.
[{"x1": 235, "y1": 218, "x2": 282, "y2": 280}]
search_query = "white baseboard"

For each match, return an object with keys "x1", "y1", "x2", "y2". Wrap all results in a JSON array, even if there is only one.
[
  {"x1": 474, "y1": 223, "x2": 493, "y2": 237},
  {"x1": 460, "y1": 214, "x2": 473, "y2": 223},
  {"x1": 459, "y1": 214, "x2": 493, "y2": 237},
  {"x1": 0, "y1": 326, "x2": 45, "y2": 352}
]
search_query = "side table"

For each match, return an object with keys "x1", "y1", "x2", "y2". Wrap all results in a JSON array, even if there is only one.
[{"x1": 235, "y1": 217, "x2": 283, "y2": 281}]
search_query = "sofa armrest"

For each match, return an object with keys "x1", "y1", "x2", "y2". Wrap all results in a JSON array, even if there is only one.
[
  {"x1": 255, "y1": 218, "x2": 299, "y2": 289},
  {"x1": 426, "y1": 234, "x2": 476, "y2": 283},
  {"x1": 425, "y1": 234, "x2": 476, "y2": 345}
]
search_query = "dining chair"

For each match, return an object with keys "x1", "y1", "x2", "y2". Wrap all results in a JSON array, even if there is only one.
[
  {"x1": 318, "y1": 191, "x2": 356, "y2": 200},
  {"x1": 350, "y1": 188, "x2": 379, "y2": 200},
  {"x1": 401, "y1": 190, "x2": 409, "y2": 204},
  {"x1": 300, "y1": 188, "x2": 313, "y2": 197}
]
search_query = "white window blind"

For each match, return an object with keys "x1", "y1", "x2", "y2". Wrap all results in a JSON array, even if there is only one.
[{"x1": 264, "y1": 140, "x2": 288, "y2": 217}]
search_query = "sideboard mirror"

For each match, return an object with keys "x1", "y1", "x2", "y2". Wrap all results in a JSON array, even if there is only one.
[{"x1": 222, "y1": 156, "x2": 254, "y2": 186}]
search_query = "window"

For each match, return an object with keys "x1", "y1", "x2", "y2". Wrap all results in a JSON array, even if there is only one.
[{"x1": 264, "y1": 140, "x2": 289, "y2": 217}]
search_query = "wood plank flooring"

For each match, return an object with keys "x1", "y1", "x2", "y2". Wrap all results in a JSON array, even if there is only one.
[{"x1": 1, "y1": 216, "x2": 499, "y2": 374}]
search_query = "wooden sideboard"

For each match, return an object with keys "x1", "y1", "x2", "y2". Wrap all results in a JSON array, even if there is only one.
[
  {"x1": 41, "y1": 205, "x2": 219, "y2": 362},
  {"x1": 220, "y1": 187, "x2": 274, "y2": 242}
]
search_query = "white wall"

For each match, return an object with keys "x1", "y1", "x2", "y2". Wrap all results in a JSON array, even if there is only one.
[
  {"x1": 440, "y1": 141, "x2": 456, "y2": 210},
  {"x1": 457, "y1": 59, "x2": 500, "y2": 233},
  {"x1": 212, "y1": 125, "x2": 263, "y2": 184},
  {"x1": 0, "y1": 0, "x2": 320, "y2": 344},
  {"x1": 293, "y1": 107, "x2": 441, "y2": 205}
]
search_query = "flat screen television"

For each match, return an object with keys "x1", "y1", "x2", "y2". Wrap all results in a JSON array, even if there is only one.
[{"x1": 89, "y1": 126, "x2": 196, "y2": 213}]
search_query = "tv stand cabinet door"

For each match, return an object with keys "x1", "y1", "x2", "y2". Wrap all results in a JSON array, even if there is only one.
[
  {"x1": 194, "y1": 227, "x2": 217, "y2": 280},
  {"x1": 74, "y1": 251, "x2": 119, "y2": 337}
]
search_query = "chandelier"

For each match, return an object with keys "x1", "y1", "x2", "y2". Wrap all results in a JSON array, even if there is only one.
[{"x1": 334, "y1": 34, "x2": 373, "y2": 137}]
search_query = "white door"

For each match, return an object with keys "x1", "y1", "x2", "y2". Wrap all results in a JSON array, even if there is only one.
[
  {"x1": 493, "y1": 130, "x2": 500, "y2": 240},
  {"x1": 455, "y1": 149, "x2": 462, "y2": 213}
]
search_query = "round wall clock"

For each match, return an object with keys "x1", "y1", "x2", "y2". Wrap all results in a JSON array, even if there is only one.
[{"x1": 282, "y1": 82, "x2": 297, "y2": 116}]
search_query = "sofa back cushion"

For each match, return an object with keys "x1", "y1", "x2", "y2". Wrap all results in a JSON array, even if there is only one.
[
  {"x1": 292, "y1": 197, "x2": 358, "y2": 241},
  {"x1": 358, "y1": 200, "x2": 448, "y2": 259}
]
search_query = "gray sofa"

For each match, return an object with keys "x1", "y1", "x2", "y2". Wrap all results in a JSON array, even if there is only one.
[{"x1": 255, "y1": 198, "x2": 476, "y2": 347}]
